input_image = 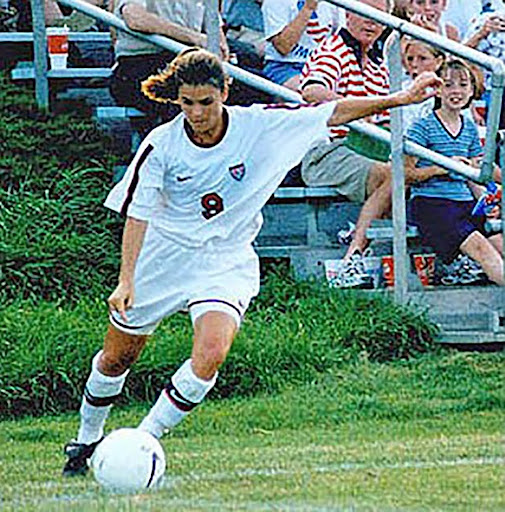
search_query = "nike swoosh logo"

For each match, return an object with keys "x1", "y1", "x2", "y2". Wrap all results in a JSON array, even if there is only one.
[{"x1": 176, "y1": 175, "x2": 192, "y2": 182}]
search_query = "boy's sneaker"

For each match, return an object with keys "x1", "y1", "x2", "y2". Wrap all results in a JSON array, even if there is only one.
[
  {"x1": 334, "y1": 252, "x2": 374, "y2": 289},
  {"x1": 441, "y1": 254, "x2": 486, "y2": 286},
  {"x1": 62, "y1": 438, "x2": 103, "y2": 477}
]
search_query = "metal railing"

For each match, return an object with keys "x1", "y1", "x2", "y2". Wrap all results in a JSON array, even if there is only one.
[{"x1": 23, "y1": 0, "x2": 505, "y2": 300}]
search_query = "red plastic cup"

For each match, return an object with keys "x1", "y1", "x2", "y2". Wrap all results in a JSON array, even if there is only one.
[
  {"x1": 381, "y1": 255, "x2": 394, "y2": 288},
  {"x1": 413, "y1": 253, "x2": 435, "y2": 286},
  {"x1": 47, "y1": 26, "x2": 69, "y2": 69}
]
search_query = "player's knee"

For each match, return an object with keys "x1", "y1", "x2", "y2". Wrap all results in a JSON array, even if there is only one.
[
  {"x1": 206, "y1": 343, "x2": 228, "y2": 368},
  {"x1": 99, "y1": 335, "x2": 146, "y2": 376},
  {"x1": 193, "y1": 338, "x2": 229, "y2": 378}
]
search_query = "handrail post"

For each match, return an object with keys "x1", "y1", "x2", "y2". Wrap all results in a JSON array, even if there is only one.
[
  {"x1": 204, "y1": 0, "x2": 221, "y2": 56},
  {"x1": 500, "y1": 132, "x2": 505, "y2": 284},
  {"x1": 30, "y1": 0, "x2": 49, "y2": 111},
  {"x1": 479, "y1": 73, "x2": 505, "y2": 183},
  {"x1": 388, "y1": 32, "x2": 408, "y2": 303}
]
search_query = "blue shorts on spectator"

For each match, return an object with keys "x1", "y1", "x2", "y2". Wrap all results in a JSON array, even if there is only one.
[{"x1": 410, "y1": 196, "x2": 487, "y2": 263}]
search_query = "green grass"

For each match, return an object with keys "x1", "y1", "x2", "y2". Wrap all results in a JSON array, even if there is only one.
[
  {"x1": 0, "y1": 275, "x2": 437, "y2": 418},
  {"x1": 0, "y1": 351, "x2": 503, "y2": 511}
]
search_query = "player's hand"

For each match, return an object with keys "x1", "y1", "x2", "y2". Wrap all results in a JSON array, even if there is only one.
[
  {"x1": 108, "y1": 281, "x2": 135, "y2": 323},
  {"x1": 404, "y1": 71, "x2": 442, "y2": 104}
]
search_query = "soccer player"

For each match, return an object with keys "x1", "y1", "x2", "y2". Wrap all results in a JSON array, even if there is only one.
[{"x1": 62, "y1": 47, "x2": 441, "y2": 476}]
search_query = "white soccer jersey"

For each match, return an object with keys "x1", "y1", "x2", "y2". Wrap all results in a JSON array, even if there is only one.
[{"x1": 104, "y1": 102, "x2": 335, "y2": 249}]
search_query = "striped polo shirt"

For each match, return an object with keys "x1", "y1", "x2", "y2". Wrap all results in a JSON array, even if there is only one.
[
  {"x1": 300, "y1": 28, "x2": 390, "y2": 138},
  {"x1": 407, "y1": 110, "x2": 483, "y2": 201}
]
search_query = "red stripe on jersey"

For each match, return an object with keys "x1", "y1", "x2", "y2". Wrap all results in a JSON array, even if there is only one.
[{"x1": 120, "y1": 143, "x2": 154, "y2": 216}]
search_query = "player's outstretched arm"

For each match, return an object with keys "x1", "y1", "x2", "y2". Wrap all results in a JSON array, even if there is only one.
[
  {"x1": 108, "y1": 216, "x2": 148, "y2": 322},
  {"x1": 327, "y1": 72, "x2": 442, "y2": 127}
]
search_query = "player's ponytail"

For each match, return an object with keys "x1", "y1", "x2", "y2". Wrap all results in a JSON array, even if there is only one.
[{"x1": 142, "y1": 48, "x2": 227, "y2": 104}]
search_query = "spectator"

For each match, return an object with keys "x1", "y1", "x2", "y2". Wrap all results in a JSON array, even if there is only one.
[
  {"x1": 299, "y1": 0, "x2": 392, "y2": 288},
  {"x1": 262, "y1": 0, "x2": 341, "y2": 91},
  {"x1": 110, "y1": 0, "x2": 228, "y2": 125},
  {"x1": 442, "y1": 0, "x2": 481, "y2": 38},
  {"x1": 465, "y1": 4, "x2": 505, "y2": 127},
  {"x1": 406, "y1": 59, "x2": 504, "y2": 285},
  {"x1": 222, "y1": 0, "x2": 265, "y2": 69},
  {"x1": 401, "y1": 38, "x2": 445, "y2": 127},
  {"x1": 221, "y1": 0, "x2": 273, "y2": 105},
  {"x1": 392, "y1": 0, "x2": 415, "y2": 19},
  {"x1": 65, "y1": 0, "x2": 114, "y2": 68},
  {"x1": 409, "y1": 0, "x2": 460, "y2": 40}
]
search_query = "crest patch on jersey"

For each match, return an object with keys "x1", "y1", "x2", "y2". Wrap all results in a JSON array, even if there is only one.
[{"x1": 229, "y1": 163, "x2": 245, "y2": 181}]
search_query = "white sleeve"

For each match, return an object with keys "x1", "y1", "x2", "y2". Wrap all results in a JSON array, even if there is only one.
[
  {"x1": 262, "y1": 0, "x2": 293, "y2": 41},
  {"x1": 104, "y1": 138, "x2": 165, "y2": 221},
  {"x1": 256, "y1": 101, "x2": 335, "y2": 172}
]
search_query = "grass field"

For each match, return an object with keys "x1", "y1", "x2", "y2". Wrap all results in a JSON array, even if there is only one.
[{"x1": 1, "y1": 351, "x2": 503, "y2": 512}]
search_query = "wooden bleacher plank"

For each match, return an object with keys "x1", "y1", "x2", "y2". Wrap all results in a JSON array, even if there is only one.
[
  {"x1": 0, "y1": 32, "x2": 111, "y2": 43},
  {"x1": 11, "y1": 66, "x2": 111, "y2": 80},
  {"x1": 94, "y1": 106, "x2": 145, "y2": 119},
  {"x1": 273, "y1": 187, "x2": 342, "y2": 199}
]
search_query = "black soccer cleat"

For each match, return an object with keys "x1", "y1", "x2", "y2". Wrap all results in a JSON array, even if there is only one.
[{"x1": 62, "y1": 438, "x2": 103, "y2": 477}]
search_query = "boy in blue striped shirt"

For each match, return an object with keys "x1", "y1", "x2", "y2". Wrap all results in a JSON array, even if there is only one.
[{"x1": 405, "y1": 58, "x2": 504, "y2": 285}]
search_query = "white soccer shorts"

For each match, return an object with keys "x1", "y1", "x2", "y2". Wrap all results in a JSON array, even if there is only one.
[{"x1": 109, "y1": 225, "x2": 260, "y2": 335}]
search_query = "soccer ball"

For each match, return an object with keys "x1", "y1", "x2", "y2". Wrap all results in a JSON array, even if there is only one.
[{"x1": 90, "y1": 428, "x2": 166, "y2": 493}]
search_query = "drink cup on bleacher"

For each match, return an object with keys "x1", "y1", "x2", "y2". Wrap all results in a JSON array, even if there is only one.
[
  {"x1": 47, "y1": 26, "x2": 69, "y2": 69},
  {"x1": 413, "y1": 253, "x2": 436, "y2": 287},
  {"x1": 381, "y1": 255, "x2": 395, "y2": 288}
]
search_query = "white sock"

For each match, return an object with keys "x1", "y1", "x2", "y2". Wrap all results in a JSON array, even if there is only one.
[
  {"x1": 77, "y1": 351, "x2": 129, "y2": 445},
  {"x1": 138, "y1": 359, "x2": 217, "y2": 438}
]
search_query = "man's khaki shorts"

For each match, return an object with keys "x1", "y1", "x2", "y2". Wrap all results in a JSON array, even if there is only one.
[{"x1": 301, "y1": 138, "x2": 375, "y2": 203}]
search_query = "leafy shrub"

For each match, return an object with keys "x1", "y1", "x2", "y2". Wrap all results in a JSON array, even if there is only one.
[
  {"x1": 0, "y1": 72, "x2": 118, "y2": 193},
  {"x1": 0, "y1": 72, "x2": 123, "y2": 303}
]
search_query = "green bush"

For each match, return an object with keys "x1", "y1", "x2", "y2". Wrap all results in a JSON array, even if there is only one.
[
  {"x1": 0, "y1": 72, "x2": 123, "y2": 303},
  {"x1": 0, "y1": 165, "x2": 122, "y2": 302},
  {"x1": 0, "y1": 275, "x2": 438, "y2": 419},
  {"x1": 0, "y1": 73, "x2": 118, "y2": 192}
]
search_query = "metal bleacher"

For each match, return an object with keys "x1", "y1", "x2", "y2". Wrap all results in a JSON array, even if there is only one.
[{"x1": 6, "y1": 0, "x2": 505, "y2": 343}]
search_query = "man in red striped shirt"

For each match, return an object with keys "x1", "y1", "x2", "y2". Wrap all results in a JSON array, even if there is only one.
[{"x1": 299, "y1": 0, "x2": 393, "y2": 289}]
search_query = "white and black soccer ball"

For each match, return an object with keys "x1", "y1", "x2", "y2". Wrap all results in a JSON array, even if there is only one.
[{"x1": 91, "y1": 428, "x2": 166, "y2": 493}]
